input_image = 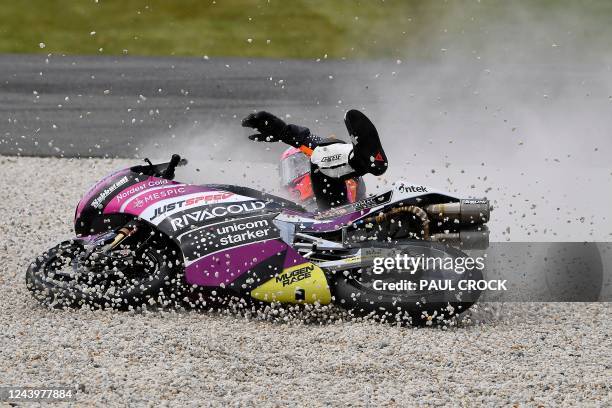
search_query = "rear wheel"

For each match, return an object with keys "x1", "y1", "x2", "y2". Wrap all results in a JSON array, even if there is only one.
[
  {"x1": 26, "y1": 235, "x2": 180, "y2": 309},
  {"x1": 330, "y1": 242, "x2": 483, "y2": 326}
]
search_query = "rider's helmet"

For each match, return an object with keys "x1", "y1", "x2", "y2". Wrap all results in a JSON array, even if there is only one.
[
  {"x1": 280, "y1": 147, "x2": 314, "y2": 203},
  {"x1": 280, "y1": 147, "x2": 364, "y2": 206}
]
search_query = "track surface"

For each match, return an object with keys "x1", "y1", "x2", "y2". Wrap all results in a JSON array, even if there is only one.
[
  {"x1": 0, "y1": 54, "x2": 385, "y2": 159},
  {"x1": 3, "y1": 53, "x2": 611, "y2": 168},
  {"x1": 1, "y1": 157, "x2": 610, "y2": 406}
]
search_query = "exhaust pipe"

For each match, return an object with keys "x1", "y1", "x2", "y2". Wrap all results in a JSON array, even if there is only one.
[
  {"x1": 430, "y1": 226, "x2": 490, "y2": 249},
  {"x1": 426, "y1": 199, "x2": 490, "y2": 226}
]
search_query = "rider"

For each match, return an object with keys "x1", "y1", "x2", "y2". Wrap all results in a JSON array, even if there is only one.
[{"x1": 242, "y1": 110, "x2": 388, "y2": 210}]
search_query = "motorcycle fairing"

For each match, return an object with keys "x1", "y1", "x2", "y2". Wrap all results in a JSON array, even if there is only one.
[
  {"x1": 75, "y1": 168, "x2": 133, "y2": 219},
  {"x1": 216, "y1": 239, "x2": 332, "y2": 305},
  {"x1": 391, "y1": 180, "x2": 460, "y2": 205},
  {"x1": 74, "y1": 168, "x2": 331, "y2": 301},
  {"x1": 111, "y1": 188, "x2": 297, "y2": 292},
  {"x1": 184, "y1": 237, "x2": 332, "y2": 304},
  {"x1": 273, "y1": 181, "x2": 462, "y2": 233},
  {"x1": 75, "y1": 169, "x2": 150, "y2": 234},
  {"x1": 178, "y1": 213, "x2": 281, "y2": 266},
  {"x1": 73, "y1": 168, "x2": 460, "y2": 304},
  {"x1": 250, "y1": 261, "x2": 331, "y2": 304}
]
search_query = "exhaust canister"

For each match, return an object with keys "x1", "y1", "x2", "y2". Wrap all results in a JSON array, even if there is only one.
[{"x1": 426, "y1": 199, "x2": 490, "y2": 225}]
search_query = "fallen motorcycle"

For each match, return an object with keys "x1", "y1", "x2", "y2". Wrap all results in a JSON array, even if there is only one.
[{"x1": 27, "y1": 120, "x2": 490, "y2": 325}]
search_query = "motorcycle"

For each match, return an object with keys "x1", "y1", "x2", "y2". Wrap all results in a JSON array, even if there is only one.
[{"x1": 27, "y1": 112, "x2": 490, "y2": 325}]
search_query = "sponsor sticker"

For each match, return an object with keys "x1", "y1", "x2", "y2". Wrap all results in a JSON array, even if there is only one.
[
  {"x1": 169, "y1": 201, "x2": 266, "y2": 231},
  {"x1": 180, "y1": 214, "x2": 279, "y2": 261},
  {"x1": 463, "y1": 199, "x2": 488, "y2": 205},
  {"x1": 150, "y1": 192, "x2": 234, "y2": 221},
  {"x1": 275, "y1": 264, "x2": 314, "y2": 287},
  {"x1": 314, "y1": 191, "x2": 393, "y2": 219},
  {"x1": 91, "y1": 176, "x2": 129, "y2": 209},
  {"x1": 216, "y1": 217, "x2": 272, "y2": 246},
  {"x1": 321, "y1": 154, "x2": 342, "y2": 163},
  {"x1": 135, "y1": 186, "x2": 187, "y2": 207},
  {"x1": 114, "y1": 178, "x2": 170, "y2": 203},
  {"x1": 397, "y1": 183, "x2": 428, "y2": 194}
]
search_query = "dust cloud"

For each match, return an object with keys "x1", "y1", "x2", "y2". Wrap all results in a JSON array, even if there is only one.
[{"x1": 147, "y1": 1, "x2": 612, "y2": 241}]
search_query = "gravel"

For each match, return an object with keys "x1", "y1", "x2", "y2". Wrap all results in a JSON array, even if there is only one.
[{"x1": 1, "y1": 156, "x2": 610, "y2": 406}]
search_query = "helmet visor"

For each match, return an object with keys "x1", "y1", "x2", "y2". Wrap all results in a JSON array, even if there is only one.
[{"x1": 280, "y1": 152, "x2": 311, "y2": 186}]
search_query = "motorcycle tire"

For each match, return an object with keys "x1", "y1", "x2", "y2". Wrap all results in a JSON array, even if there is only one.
[
  {"x1": 330, "y1": 242, "x2": 483, "y2": 326},
  {"x1": 26, "y1": 239, "x2": 179, "y2": 310}
]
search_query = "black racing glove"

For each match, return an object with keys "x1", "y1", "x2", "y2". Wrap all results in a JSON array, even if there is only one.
[{"x1": 241, "y1": 111, "x2": 288, "y2": 142}]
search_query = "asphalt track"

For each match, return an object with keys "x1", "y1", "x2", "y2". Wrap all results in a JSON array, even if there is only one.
[
  {"x1": 3, "y1": 53, "x2": 611, "y2": 168},
  {"x1": 0, "y1": 54, "x2": 385, "y2": 159}
]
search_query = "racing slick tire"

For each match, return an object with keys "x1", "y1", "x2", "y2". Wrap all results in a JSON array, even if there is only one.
[
  {"x1": 26, "y1": 239, "x2": 179, "y2": 310},
  {"x1": 330, "y1": 242, "x2": 483, "y2": 326}
]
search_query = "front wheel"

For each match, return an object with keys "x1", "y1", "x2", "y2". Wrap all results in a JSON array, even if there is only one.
[{"x1": 26, "y1": 236, "x2": 180, "y2": 309}]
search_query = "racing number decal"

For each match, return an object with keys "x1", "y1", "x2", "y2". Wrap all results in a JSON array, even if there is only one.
[{"x1": 250, "y1": 262, "x2": 332, "y2": 304}]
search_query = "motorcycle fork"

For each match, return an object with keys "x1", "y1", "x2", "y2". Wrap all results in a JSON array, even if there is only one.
[
  {"x1": 82, "y1": 222, "x2": 143, "y2": 262},
  {"x1": 106, "y1": 226, "x2": 136, "y2": 250}
]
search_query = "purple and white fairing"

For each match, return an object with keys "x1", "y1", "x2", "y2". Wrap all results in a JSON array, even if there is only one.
[{"x1": 74, "y1": 165, "x2": 460, "y2": 289}]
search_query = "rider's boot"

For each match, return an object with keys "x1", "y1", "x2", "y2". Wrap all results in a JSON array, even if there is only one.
[
  {"x1": 344, "y1": 109, "x2": 388, "y2": 177},
  {"x1": 311, "y1": 110, "x2": 388, "y2": 179}
]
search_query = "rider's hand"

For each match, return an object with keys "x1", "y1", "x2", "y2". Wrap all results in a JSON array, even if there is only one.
[{"x1": 241, "y1": 111, "x2": 287, "y2": 142}]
